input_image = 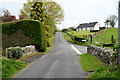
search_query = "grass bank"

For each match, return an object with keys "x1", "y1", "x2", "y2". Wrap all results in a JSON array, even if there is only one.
[
  {"x1": 93, "y1": 28, "x2": 118, "y2": 44},
  {"x1": 63, "y1": 30, "x2": 96, "y2": 46},
  {"x1": 80, "y1": 54, "x2": 120, "y2": 79},
  {"x1": 63, "y1": 32, "x2": 89, "y2": 46},
  {"x1": 64, "y1": 28, "x2": 118, "y2": 48},
  {"x1": 2, "y1": 58, "x2": 28, "y2": 78},
  {"x1": 68, "y1": 30, "x2": 94, "y2": 38},
  {"x1": 63, "y1": 33, "x2": 75, "y2": 43}
]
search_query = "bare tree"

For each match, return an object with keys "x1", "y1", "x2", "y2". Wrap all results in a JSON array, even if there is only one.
[
  {"x1": 2, "y1": 9, "x2": 16, "y2": 22},
  {"x1": 104, "y1": 19, "x2": 110, "y2": 27},
  {"x1": 107, "y1": 15, "x2": 117, "y2": 27},
  {"x1": 2, "y1": 9, "x2": 11, "y2": 16}
]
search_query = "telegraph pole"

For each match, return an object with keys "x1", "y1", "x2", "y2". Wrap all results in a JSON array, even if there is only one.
[{"x1": 118, "y1": 1, "x2": 120, "y2": 65}]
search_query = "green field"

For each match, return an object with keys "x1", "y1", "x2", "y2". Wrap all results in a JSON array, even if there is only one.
[
  {"x1": 93, "y1": 28, "x2": 118, "y2": 44},
  {"x1": 68, "y1": 30, "x2": 94, "y2": 38},
  {"x1": 67, "y1": 28, "x2": 118, "y2": 45}
]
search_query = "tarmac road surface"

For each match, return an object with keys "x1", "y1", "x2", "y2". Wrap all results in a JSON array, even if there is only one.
[{"x1": 14, "y1": 32, "x2": 89, "y2": 78}]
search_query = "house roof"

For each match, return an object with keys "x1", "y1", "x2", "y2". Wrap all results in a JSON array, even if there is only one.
[{"x1": 77, "y1": 22, "x2": 98, "y2": 28}]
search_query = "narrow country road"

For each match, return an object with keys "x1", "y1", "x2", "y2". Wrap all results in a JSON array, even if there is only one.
[{"x1": 14, "y1": 32, "x2": 89, "y2": 78}]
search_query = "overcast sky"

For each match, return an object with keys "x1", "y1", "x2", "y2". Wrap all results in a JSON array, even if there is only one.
[{"x1": 0, "y1": 0, "x2": 118, "y2": 29}]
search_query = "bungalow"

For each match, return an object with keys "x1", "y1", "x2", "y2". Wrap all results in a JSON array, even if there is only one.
[{"x1": 76, "y1": 22, "x2": 100, "y2": 31}]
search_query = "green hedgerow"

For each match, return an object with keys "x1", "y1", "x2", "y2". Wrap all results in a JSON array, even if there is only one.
[{"x1": 1, "y1": 19, "x2": 47, "y2": 52}]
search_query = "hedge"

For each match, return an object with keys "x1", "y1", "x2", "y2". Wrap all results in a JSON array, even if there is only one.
[
  {"x1": 1, "y1": 19, "x2": 47, "y2": 52},
  {"x1": 2, "y1": 22, "x2": 18, "y2": 34}
]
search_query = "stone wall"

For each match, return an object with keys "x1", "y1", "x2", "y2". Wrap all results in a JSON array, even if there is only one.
[
  {"x1": 2, "y1": 45, "x2": 36, "y2": 57},
  {"x1": 83, "y1": 28, "x2": 108, "y2": 39},
  {"x1": 22, "y1": 45, "x2": 36, "y2": 55},
  {"x1": 87, "y1": 45, "x2": 117, "y2": 65}
]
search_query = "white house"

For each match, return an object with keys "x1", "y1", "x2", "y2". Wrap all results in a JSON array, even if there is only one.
[{"x1": 77, "y1": 22, "x2": 100, "y2": 31}]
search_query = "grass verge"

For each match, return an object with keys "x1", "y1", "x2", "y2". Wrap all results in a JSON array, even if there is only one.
[
  {"x1": 19, "y1": 52, "x2": 41, "y2": 60},
  {"x1": 63, "y1": 32, "x2": 75, "y2": 43},
  {"x1": 2, "y1": 57, "x2": 28, "y2": 78},
  {"x1": 88, "y1": 67, "x2": 120, "y2": 79},
  {"x1": 63, "y1": 32, "x2": 87, "y2": 46},
  {"x1": 80, "y1": 53, "x2": 106, "y2": 72},
  {"x1": 80, "y1": 54, "x2": 120, "y2": 79}
]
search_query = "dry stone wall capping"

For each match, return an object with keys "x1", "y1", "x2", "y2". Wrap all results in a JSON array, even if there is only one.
[
  {"x1": 22, "y1": 45, "x2": 36, "y2": 55},
  {"x1": 87, "y1": 45, "x2": 117, "y2": 65}
]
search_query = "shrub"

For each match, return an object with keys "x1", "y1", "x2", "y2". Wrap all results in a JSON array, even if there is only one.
[
  {"x1": 44, "y1": 24, "x2": 56, "y2": 47},
  {"x1": 62, "y1": 29, "x2": 67, "y2": 32},
  {"x1": 99, "y1": 27, "x2": 106, "y2": 30},
  {"x1": 6, "y1": 46, "x2": 24, "y2": 59},
  {"x1": 2, "y1": 49, "x2": 6, "y2": 56},
  {"x1": 90, "y1": 30, "x2": 99, "y2": 32}
]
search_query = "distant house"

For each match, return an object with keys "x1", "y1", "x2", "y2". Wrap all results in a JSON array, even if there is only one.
[{"x1": 76, "y1": 22, "x2": 100, "y2": 31}]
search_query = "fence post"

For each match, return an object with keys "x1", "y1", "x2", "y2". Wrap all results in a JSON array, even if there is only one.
[
  {"x1": 90, "y1": 35, "x2": 92, "y2": 43},
  {"x1": 111, "y1": 35, "x2": 115, "y2": 44}
]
